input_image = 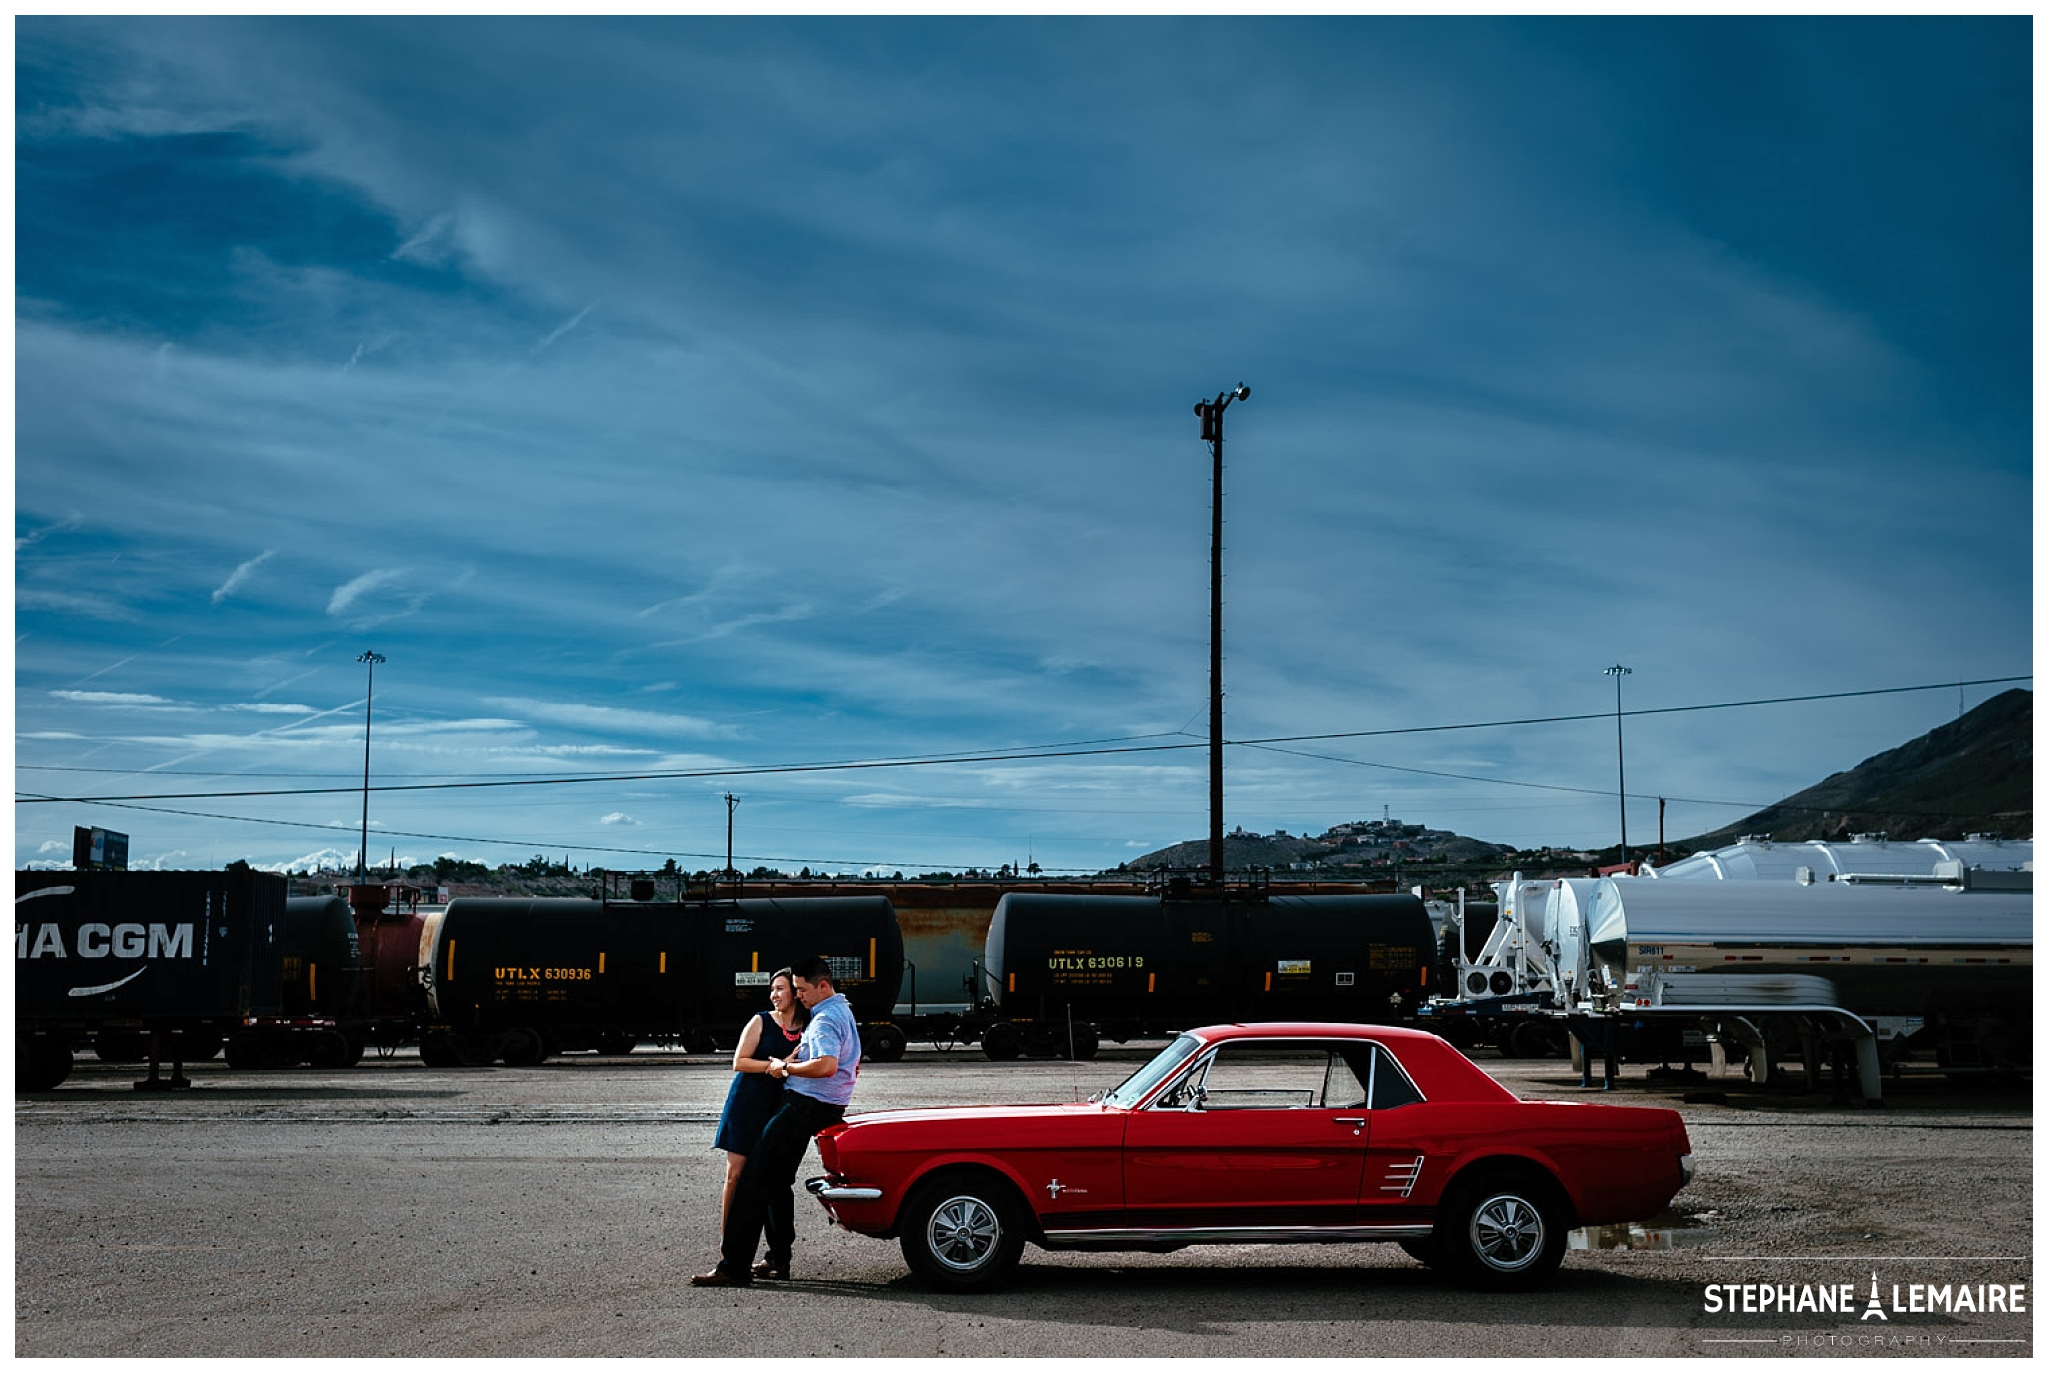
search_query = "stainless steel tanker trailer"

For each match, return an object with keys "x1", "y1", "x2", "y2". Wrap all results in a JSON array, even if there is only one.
[
  {"x1": 955, "y1": 890, "x2": 1438, "y2": 1060},
  {"x1": 417, "y1": 894, "x2": 905, "y2": 1066},
  {"x1": 1429, "y1": 866, "x2": 2031, "y2": 1099},
  {"x1": 1555, "y1": 873, "x2": 2031, "y2": 1096}
]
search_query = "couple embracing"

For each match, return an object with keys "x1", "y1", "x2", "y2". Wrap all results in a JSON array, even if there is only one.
[{"x1": 692, "y1": 954, "x2": 859, "y2": 1286}]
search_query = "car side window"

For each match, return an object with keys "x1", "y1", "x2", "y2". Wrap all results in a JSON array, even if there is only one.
[
  {"x1": 1156, "y1": 1042, "x2": 1378, "y2": 1110},
  {"x1": 1367, "y1": 1044, "x2": 1425, "y2": 1110},
  {"x1": 1324, "y1": 1048, "x2": 1369, "y2": 1109}
]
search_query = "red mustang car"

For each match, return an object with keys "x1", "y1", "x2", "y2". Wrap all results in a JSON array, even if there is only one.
[{"x1": 806, "y1": 1022, "x2": 1692, "y2": 1292}]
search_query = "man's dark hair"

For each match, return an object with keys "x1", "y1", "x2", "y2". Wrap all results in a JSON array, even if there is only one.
[{"x1": 790, "y1": 954, "x2": 833, "y2": 986}]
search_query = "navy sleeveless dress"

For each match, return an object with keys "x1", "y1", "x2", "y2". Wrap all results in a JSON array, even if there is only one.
[{"x1": 712, "y1": 1010, "x2": 804, "y2": 1153}]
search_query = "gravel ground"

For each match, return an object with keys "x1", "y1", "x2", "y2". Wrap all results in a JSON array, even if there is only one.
[{"x1": 14, "y1": 1044, "x2": 2034, "y2": 1358}]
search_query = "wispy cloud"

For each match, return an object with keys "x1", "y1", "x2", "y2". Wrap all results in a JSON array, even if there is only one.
[
  {"x1": 211, "y1": 549, "x2": 276, "y2": 603},
  {"x1": 221, "y1": 702, "x2": 317, "y2": 715},
  {"x1": 17, "y1": 588, "x2": 136, "y2": 621},
  {"x1": 49, "y1": 689, "x2": 175, "y2": 706},
  {"x1": 15, "y1": 515, "x2": 82, "y2": 551},
  {"x1": 599, "y1": 812, "x2": 640, "y2": 826},
  {"x1": 326, "y1": 567, "x2": 412, "y2": 617},
  {"x1": 484, "y1": 697, "x2": 737, "y2": 739},
  {"x1": 535, "y1": 303, "x2": 595, "y2": 353},
  {"x1": 392, "y1": 212, "x2": 455, "y2": 265}
]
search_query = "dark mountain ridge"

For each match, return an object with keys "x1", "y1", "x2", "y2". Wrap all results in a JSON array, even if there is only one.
[{"x1": 1677, "y1": 687, "x2": 2031, "y2": 847}]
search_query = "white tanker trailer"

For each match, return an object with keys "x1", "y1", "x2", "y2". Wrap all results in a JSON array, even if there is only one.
[
  {"x1": 1641, "y1": 834, "x2": 2031, "y2": 883},
  {"x1": 1552, "y1": 876, "x2": 2031, "y2": 1099}
]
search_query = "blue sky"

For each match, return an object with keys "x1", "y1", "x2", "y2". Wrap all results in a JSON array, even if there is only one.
[{"x1": 13, "y1": 17, "x2": 2033, "y2": 876}]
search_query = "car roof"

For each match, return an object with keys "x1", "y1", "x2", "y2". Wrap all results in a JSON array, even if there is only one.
[
  {"x1": 1181, "y1": 1021, "x2": 1517, "y2": 1102},
  {"x1": 1185, "y1": 1022, "x2": 1445, "y2": 1043}
]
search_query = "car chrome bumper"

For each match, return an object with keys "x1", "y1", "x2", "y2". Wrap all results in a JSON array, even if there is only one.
[
  {"x1": 1678, "y1": 1153, "x2": 1694, "y2": 1187},
  {"x1": 804, "y1": 1176, "x2": 883, "y2": 1203}
]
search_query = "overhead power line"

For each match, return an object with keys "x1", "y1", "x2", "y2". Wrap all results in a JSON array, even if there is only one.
[
  {"x1": 16, "y1": 674, "x2": 2029, "y2": 806},
  {"x1": 25, "y1": 796, "x2": 1104, "y2": 876}
]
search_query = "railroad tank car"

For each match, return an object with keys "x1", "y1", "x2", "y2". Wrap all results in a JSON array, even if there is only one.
[
  {"x1": 221, "y1": 896, "x2": 365, "y2": 1070},
  {"x1": 15, "y1": 868, "x2": 288, "y2": 1091},
  {"x1": 978, "y1": 891, "x2": 1435, "y2": 1059},
  {"x1": 344, "y1": 883, "x2": 431, "y2": 1053},
  {"x1": 418, "y1": 895, "x2": 903, "y2": 1067}
]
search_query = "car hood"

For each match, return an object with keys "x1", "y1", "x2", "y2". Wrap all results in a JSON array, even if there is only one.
[{"x1": 836, "y1": 1101, "x2": 1112, "y2": 1131}]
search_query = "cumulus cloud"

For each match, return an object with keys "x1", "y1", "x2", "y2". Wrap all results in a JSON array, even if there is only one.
[
  {"x1": 599, "y1": 812, "x2": 639, "y2": 826},
  {"x1": 211, "y1": 549, "x2": 276, "y2": 603},
  {"x1": 37, "y1": 839, "x2": 68, "y2": 854}
]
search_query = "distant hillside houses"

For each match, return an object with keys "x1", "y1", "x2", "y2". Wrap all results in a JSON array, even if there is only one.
[{"x1": 1128, "y1": 817, "x2": 1509, "y2": 874}]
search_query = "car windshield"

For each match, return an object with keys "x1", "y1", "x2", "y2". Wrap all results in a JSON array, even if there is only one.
[{"x1": 1099, "y1": 1034, "x2": 1203, "y2": 1108}]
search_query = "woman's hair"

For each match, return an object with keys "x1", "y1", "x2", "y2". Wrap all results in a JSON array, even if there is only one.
[{"x1": 770, "y1": 967, "x2": 810, "y2": 1028}]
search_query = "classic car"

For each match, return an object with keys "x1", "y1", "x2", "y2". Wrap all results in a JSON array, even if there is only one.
[{"x1": 806, "y1": 1022, "x2": 1693, "y2": 1292}]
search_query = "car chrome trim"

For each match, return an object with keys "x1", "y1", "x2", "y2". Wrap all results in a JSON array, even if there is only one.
[
  {"x1": 1039, "y1": 1223, "x2": 1433, "y2": 1247},
  {"x1": 804, "y1": 1177, "x2": 883, "y2": 1202}
]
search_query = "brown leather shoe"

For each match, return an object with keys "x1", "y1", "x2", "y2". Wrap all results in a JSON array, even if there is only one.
[
  {"x1": 689, "y1": 1265, "x2": 751, "y2": 1287},
  {"x1": 752, "y1": 1259, "x2": 790, "y2": 1280}
]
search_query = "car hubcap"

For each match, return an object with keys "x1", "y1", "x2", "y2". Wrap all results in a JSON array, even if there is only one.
[
  {"x1": 927, "y1": 1195, "x2": 1000, "y2": 1271},
  {"x1": 1470, "y1": 1193, "x2": 1544, "y2": 1271}
]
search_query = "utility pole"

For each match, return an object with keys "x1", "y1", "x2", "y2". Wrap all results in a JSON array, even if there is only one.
[
  {"x1": 356, "y1": 650, "x2": 386, "y2": 882},
  {"x1": 724, "y1": 793, "x2": 740, "y2": 880},
  {"x1": 1193, "y1": 383, "x2": 1250, "y2": 891},
  {"x1": 1605, "y1": 663, "x2": 1631, "y2": 863}
]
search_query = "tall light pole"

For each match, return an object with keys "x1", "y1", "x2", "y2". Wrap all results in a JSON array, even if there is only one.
[
  {"x1": 1605, "y1": 663, "x2": 1631, "y2": 862},
  {"x1": 724, "y1": 792, "x2": 740, "y2": 881},
  {"x1": 1193, "y1": 383, "x2": 1250, "y2": 891},
  {"x1": 356, "y1": 650, "x2": 385, "y2": 882}
]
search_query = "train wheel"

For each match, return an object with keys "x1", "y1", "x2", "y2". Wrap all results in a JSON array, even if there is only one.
[
  {"x1": 1064, "y1": 1024, "x2": 1100, "y2": 1061},
  {"x1": 418, "y1": 1032, "x2": 460, "y2": 1067},
  {"x1": 500, "y1": 1029, "x2": 544, "y2": 1067},
  {"x1": 339, "y1": 1033, "x2": 367, "y2": 1068},
  {"x1": 93, "y1": 1031, "x2": 149, "y2": 1064},
  {"x1": 863, "y1": 1022, "x2": 908, "y2": 1064},
  {"x1": 16, "y1": 1036, "x2": 73, "y2": 1092},
  {"x1": 307, "y1": 1029, "x2": 354, "y2": 1070},
  {"x1": 980, "y1": 1022, "x2": 1021, "y2": 1061},
  {"x1": 224, "y1": 1033, "x2": 266, "y2": 1069}
]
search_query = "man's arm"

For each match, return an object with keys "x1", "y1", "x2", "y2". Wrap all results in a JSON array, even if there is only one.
[{"x1": 771, "y1": 1053, "x2": 838, "y2": 1080}]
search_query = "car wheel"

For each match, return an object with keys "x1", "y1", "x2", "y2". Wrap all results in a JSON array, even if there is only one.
[
  {"x1": 1438, "y1": 1172, "x2": 1567, "y2": 1291},
  {"x1": 898, "y1": 1176, "x2": 1026, "y2": 1293}
]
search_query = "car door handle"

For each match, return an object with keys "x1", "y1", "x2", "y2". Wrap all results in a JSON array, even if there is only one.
[{"x1": 1333, "y1": 1116, "x2": 1366, "y2": 1132}]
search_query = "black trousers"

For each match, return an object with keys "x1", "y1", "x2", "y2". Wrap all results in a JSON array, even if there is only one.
[{"x1": 720, "y1": 1091, "x2": 846, "y2": 1273}]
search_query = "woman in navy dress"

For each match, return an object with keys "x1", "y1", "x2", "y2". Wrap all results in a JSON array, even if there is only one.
[{"x1": 713, "y1": 967, "x2": 807, "y2": 1231}]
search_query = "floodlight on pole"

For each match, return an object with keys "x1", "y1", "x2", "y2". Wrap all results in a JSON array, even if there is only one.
[
  {"x1": 357, "y1": 651, "x2": 386, "y2": 881},
  {"x1": 1605, "y1": 663, "x2": 1631, "y2": 862},
  {"x1": 1192, "y1": 383, "x2": 1250, "y2": 890}
]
